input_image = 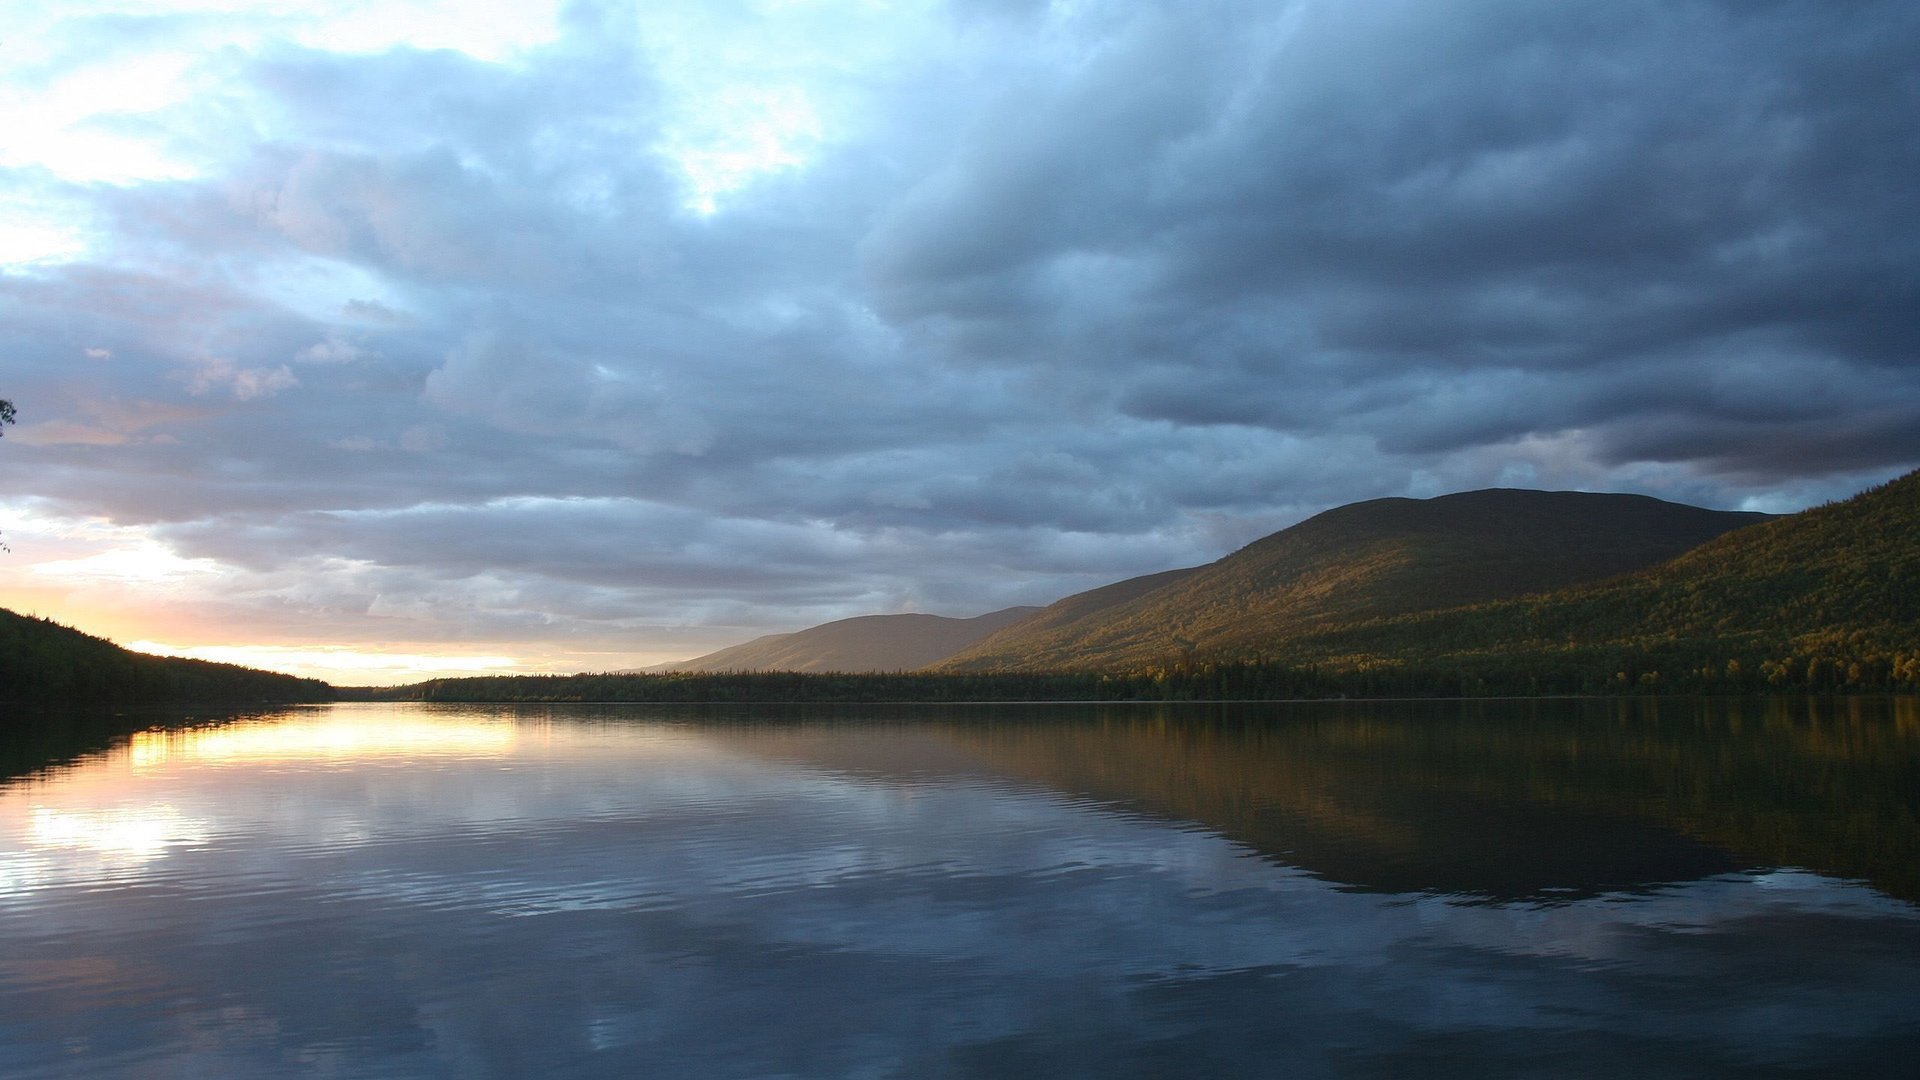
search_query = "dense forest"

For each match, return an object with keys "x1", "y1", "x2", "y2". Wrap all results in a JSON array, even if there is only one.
[
  {"x1": 357, "y1": 666, "x2": 1344, "y2": 704},
  {"x1": 0, "y1": 608, "x2": 334, "y2": 707},
  {"x1": 361, "y1": 649, "x2": 1916, "y2": 704}
]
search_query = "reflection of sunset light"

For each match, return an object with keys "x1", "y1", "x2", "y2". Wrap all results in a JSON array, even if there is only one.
[
  {"x1": 27, "y1": 805, "x2": 209, "y2": 862},
  {"x1": 130, "y1": 717, "x2": 516, "y2": 769}
]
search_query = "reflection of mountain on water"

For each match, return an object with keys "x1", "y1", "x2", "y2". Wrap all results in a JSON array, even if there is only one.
[
  {"x1": 715, "y1": 697, "x2": 1920, "y2": 904},
  {"x1": 7, "y1": 697, "x2": 1915, "y2": 905},
  {"x1": 1257, "y1": 787, "x2": 1744, "y2": 900},
  {"x1": 977, "y1": 698, "x2": 1920, "y2": 903},
  {"x1": 0, "y1": 705, "x2": 274, "y2": 782},
  {"x1": 925, "y1": 704, "x2": 1748, "y2": 902}
]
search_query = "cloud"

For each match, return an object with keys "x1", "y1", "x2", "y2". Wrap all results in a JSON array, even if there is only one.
[
  {"x1": 341, "y1": 298, "x2": 412, "y2": 324},
  {"x1": 294, "y1": 334, "x2": 369, "y2": 364},
  {"x1": 10, "y1": 398, "x2": 206, "y2": 447},
  {"x1": 184, "y1": 357, "x2": 299, "y2": 401},
  {"x1": 423, "y1": 332, "x2": 717, "y2": 456},
  {"x1": 2, "y1": 0, "x2": 1916, "y2": 670},
  {"x1": 861, "y1": 0, "x2": 1920, "y2": 481}
]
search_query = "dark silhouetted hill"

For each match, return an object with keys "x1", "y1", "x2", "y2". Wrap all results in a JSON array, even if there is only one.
[{"x1": 1, "y1": 607, "x2": 334, "y2": 706}]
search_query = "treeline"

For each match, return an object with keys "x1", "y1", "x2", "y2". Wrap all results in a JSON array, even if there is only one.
[
  {"x1": 1292, "y1": 644, "x2": 1920, "y2": 698},
  {"x1": 366, "y1": 644, "x2": 1920, "y2": 704},
  {"x1": 363, "y1": 664, "x2": 1350, "y2": 703},
  {"x1": 1, "y1": 609, "x2": 333, "y2": 707}
]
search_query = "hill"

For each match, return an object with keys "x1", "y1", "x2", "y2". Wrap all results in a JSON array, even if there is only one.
[
  {"x1": 1290, "y1": 469, "x2": 1920, "y2": 690},
  {"x1": 938, "y1": 489, "x2": 1772, "y2": 672},
  {"x1": 969, "y1": 566, "x2": 1200, "y2": 645},
  {"x1": 650, "y1": 606, "x2": 1041, "y2": 673},
  {"x1": 0, "y1": 608, "x2": 334, "y2": 706}
]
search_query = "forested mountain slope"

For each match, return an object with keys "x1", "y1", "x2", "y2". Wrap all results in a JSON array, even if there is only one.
[
  {"x1": 952, "y1": 567, "x2": 1201, "y2": 664},
  {"x1": 939, "y1": 490, "x2": 1771, "y2": 672},
  {"x1": 1, "y1": 608, "x2": 333, "y2": 706},
  {"x1": 1290, "y1": 469, "x2": 1920, "y2": 687}
]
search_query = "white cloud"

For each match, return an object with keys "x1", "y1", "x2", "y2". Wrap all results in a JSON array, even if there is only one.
[
  {"x1": 663, "y1": 84, "x2": 824, "y2": 216},
  {"x1": 295, "y1": 335, "x2": 369, "y2": 364},
  {"x1": 0, "y1": 48, "x2": 204, "y2": 184},
  {"x1": 0, "y1": 219, "x2": 87, "y2": 269},
  {"x1": 185, "y1": 358, "x2": 299, "y2": 400}
]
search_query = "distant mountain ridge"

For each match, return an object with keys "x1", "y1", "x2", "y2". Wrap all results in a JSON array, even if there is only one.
[
  {"x1": 938, "y1": 489, "x2": 1774, "y2": 672},
  {"x1": 647, "y1": 606, "x2": 1041, "y2": 673}
]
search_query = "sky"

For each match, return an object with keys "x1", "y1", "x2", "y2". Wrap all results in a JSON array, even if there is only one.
[{"x1": 2, "y1": 0, "x2": 1917, "y2": 684}]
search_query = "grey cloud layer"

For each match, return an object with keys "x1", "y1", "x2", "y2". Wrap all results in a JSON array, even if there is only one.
[
  {"x1": 3, "y1": 0, "x2": 1915, "y2": 656},
  {"x1": 865, "y1": 1, "x2": 1920, "y2": 469}
]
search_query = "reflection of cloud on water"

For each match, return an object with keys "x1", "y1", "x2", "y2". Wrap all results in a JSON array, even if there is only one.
[
  {"x1": 26, "y1": 805, "x2": 209, "y2": 861},
  {"x1": 0, "y1": 804, "x2": 212, "y2": 899},
  {"x1": 297, "y1": 790, "x2": 1917, "y2": 1075},
  {"x1": 219, "y1": 750, "x2": 1914, "y2": 986},
  {"x1": 2, "y1": 705, "x2": 1917, "y2": 1077}
]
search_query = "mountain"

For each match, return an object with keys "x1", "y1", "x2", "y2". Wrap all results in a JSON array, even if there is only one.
[
  {"x1": 1291, "y1": 469, "x2": 1920, "y2": 685},
  {"x1": 0, "y1": 607, "x2": 334, "y2": 706},
  {"x1": 651, "y1": 606, "x2": 1042, "y2": 673},
  {"x1": 983, "y1": 566, "x2": 1201, "y2": 638},
  {"x1": 938, "y1": 489, "x2": 1773, "y2": 672}
]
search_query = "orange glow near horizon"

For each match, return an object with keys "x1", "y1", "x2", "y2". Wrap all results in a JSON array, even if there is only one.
[
  {"x1": 7, "y1": 599, "x2": 648, "y2": 687},
  {"x1": 0, "y1": 502, "x2": 697, "y2": 684},
  {"x1": 125, "y1": 641, "x2": 531, "y2": 686}
]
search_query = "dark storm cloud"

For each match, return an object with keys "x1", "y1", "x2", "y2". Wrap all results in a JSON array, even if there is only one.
[
  {"x1": 864, "y1": 0, "x2": 1920, "y2": 479},
  {"x1": 3, "y1": 0, "x2": 1916, "y2": 662}
]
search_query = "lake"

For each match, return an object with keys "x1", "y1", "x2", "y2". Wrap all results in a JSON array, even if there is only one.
[{"x1": 2, "y1": 697, "x2": 1917, "y2": 1077}]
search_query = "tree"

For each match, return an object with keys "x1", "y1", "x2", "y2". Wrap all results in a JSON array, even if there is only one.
[{"x1": 1, "y1": 398, "x2": 11, "y2": 551}]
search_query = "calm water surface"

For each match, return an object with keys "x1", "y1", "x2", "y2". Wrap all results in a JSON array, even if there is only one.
[{"x1": 1, "y1": 698, "x2": 1917, "y2": 1078}]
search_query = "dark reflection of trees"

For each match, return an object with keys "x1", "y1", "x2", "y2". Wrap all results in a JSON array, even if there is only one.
[
  {"x1": 0, "y1": 706, "x2": 265, "y2": 783},
  {"x1": 908, "y1": 697, "x2": 1920, "y2": 903},
  {"x1": 550, "y1": 697, "x2": 1919, "y2": 904}
]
